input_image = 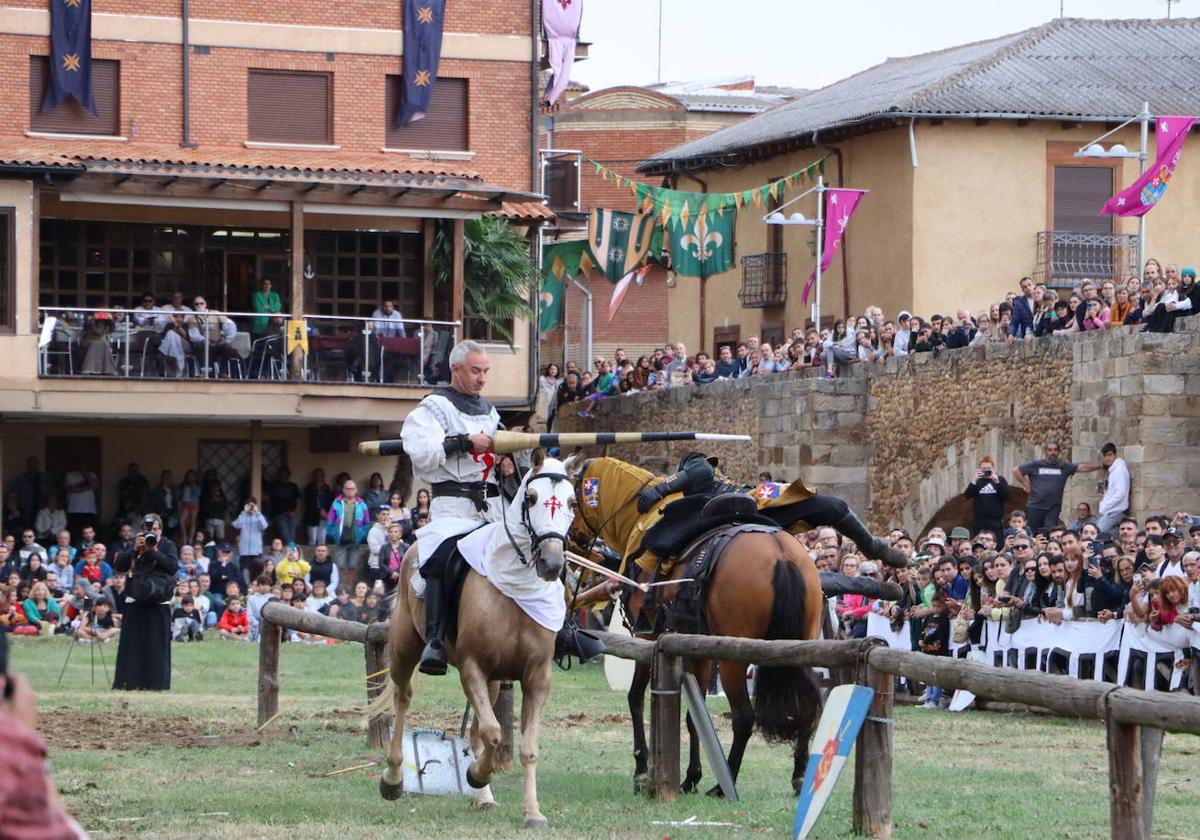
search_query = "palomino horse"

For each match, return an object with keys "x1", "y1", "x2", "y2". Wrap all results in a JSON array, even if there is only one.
[
  {"x1": 373, "y1": 457, "x2": 576, "y2": 827},
  {"x1": 569, "y1": 456, "x2": 824, "y2": 795}
]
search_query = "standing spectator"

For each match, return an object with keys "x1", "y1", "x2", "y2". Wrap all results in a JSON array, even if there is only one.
[
  {"x1": 326, "y1": 479, "x2": 369, "y2": 578},
  {"x1": 63, "y1": 465, "x2": 99, "y2": 536},
  {"x1": 363, "y1": 473, "x2": 389, "y2": 509},
  {"x1": 231, "y1": 497, "x2": 268, "y2": 583},
  {"x1": 365, "y1": 504, "x2": 392, "y2": 588},
  {"x1": 963, "y1": 456, "x2": 1009, "y2": 537},
  {"x1": 250, "y1": 277, "x2": 283, "y2": 341},
  {"x1": 151, "y1": 470, "x2": 178, "y2": 535},
  {"x1": 268, "y1": 467, "x2": 301, "y2": 545},
  {"x1": 7, "y1": 457, "x2": 49, "y2": 530},
  {"x1": 3, "y1": 491, "x2": 23, "y2": 537},
  {"x1": 112, "y1": 514, "x2": 178, "y2": 691},
  {"x1": 1109, "y1": 284, "x2": 1135, "y2": 326},
  {"x1": 1012, "y1": 440, "x2": 1103, "y2": 534},
  {"x1": 714, "y1": 345, "x2": 738, "y2": 378},
  {"x1": 379, "y1": 522, "x2": 407, "y2": 594},
  {"x1": 200, "y1": 473, "x2": 230, "y2": 540},
  {"x1": 33, "y1": 494, "x2": 67, "y2": 545},
  {"x1": 1067, "y1": 502, "x2": 1097, "y2": 533},
  {"x1": 178, "y1": 469, "x2": 202, "y2": 544},
  {"x1": 302, "y1": 468, "x2": 333, "y2": 547},
  {"x1": 117, "y1": 463, "x2": 152, "y2": 517},
  {"x1": 918, "y1": 591, "x2": 951, "y2": 709},
  {"x1": 534, "y1": 363, "x2": 561, "y2": 431},
  {"x1": 1009, "y1": 276, "x2": 1036, "y2": 340},
  {"x1": 1158, "y1": 528, "x2": 1188, "y2": 579}
]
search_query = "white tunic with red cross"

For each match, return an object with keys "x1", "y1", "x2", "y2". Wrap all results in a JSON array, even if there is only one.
[{"x1": 401, "y1": 388, "x2": 503, "y2": 568}]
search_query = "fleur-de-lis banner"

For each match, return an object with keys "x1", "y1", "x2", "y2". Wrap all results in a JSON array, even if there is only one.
[
  {"x1": 43, "y1": 0, "x2": 96, "y2": 115},
  {"x1": 397, "y1": 0, "x2": 445, "y2": 126},
  {"x1": 666, "y1": 209, "x2": 735, "y2": 279}
]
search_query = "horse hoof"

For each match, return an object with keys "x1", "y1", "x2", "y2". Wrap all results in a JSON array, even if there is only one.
[
  {"x1": 791, "y1": 777, "x2": 804, "y2": 796},
  {"x1": 379, "y1": 778, "x2": 404, "y2": 801},
  {"x1": 524, "y1": 816, "x2": 548, "y2": 829},
  {"x1": 632, "y1": 774, "x2": 648, "y2": 796},
  {"x1": 466, "y1": 766, "x2": 489, "y2": 790},
  {"x1": 681, "y1": 778, "x2": 698, "y2": 795},
  {"x1": 474, "y1": 800, "x2": 497, "y2": 812},
  {"x1": 705, "y1": 784, "x2": 725, "y2": 798}
]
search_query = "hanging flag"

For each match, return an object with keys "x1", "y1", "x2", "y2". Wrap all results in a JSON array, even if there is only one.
[
  {"x1": 801, "y1": 189, "x2": 866, "y2": 304},
  {"x1": 608, "y1": 265, "x2": 647, "y2": 322},
  {"x1": 286, "y1": 319, "x2": 309, "y2": 355},
  {"x1": 538, "y1": 240, "x2": 591, "y2": 331},
  {"x1": 1100, "y1": 115, "x2": 1196, "y2": 217},
  {"x1": 587, "y1": 209, "x2": 655, "y2": 284},
  {"x1": 397, "y1": 0, "x2": 445, "y2": 126},
  {"x1": 666, "y1": 209, "x2": 736, "y2": 279},
  {"x1": 542, "y1": 0, "x2": 582, "y2": 108},
  {"x1": 43, "y1": 0, "x2": 96, "y2": 114}
]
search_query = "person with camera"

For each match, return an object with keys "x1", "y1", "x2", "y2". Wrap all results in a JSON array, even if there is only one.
[
  {"x1": 231, "y1": 497, "x2": 268, "y2": 585},
  {"x1": 963, "y1": 456, "x2": 1009, "y2": 537},
  {"x1": 112, "y1": 513, "x2": 179, "y2": 691}
]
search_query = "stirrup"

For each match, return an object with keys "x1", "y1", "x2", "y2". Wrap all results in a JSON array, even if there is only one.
[{"x1": 418, "y1": 640, "x2": 447, "y2": 676}]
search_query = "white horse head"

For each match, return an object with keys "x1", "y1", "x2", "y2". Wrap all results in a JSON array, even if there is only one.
[{"x1": 501, "y1": 457, "x2": 576, "y2": 582}]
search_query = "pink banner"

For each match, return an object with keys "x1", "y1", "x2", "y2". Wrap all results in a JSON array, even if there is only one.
[
  {"x1": 542, "y1": 0, "x2": 583, "y2": 107},
  {"x1": 801, "y1": 189, "x2": 865, "y2": 304},
  {"x1": 1100, "y1": 115, "x2": 1195, "y2": 217}
]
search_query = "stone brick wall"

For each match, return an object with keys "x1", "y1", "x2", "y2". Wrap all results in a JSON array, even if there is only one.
[{"x1": 558, "y1": 324, "x2": 1200, "y2": 535}]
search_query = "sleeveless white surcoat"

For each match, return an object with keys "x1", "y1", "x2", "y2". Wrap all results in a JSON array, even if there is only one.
[{"x1": 401, "y1": 390, "x2": 503, "y2": 566}]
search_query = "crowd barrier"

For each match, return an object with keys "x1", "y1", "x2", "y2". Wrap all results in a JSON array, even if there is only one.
[{"x1": 864, "y1": 612, "x2": 1199, "y2": 693}]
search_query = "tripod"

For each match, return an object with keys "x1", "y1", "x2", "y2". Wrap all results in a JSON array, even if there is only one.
[{"x1": 56, "y1": 632, "x2": 110, "y2": 687}]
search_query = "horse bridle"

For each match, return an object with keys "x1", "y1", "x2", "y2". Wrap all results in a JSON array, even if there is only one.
[{"x1": 502, "y1": 471, "x2": 572, "y2": 568}]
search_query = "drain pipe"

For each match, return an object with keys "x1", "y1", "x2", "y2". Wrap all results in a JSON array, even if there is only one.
[
  {"x1": 181, "y1": 0, "x2": 195, "y2": 147},
  {"x1": 811, "y1": 130, "x2": 849, "y2": 317}
]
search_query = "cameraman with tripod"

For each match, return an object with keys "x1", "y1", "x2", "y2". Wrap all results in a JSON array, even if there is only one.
[{"x1": 112, "y1": 514, "x2": 179, "y2": 691}]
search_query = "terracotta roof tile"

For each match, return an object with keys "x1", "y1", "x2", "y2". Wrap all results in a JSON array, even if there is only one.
[{"x1": 486, "y1": 200, "x2": 555, "y2": 221}]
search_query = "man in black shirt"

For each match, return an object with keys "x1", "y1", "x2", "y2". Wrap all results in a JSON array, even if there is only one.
[
  {"x1": 1012, "y1": 439, "x2": 1103, "y2": 533},
  {"x1": 267, "y1": 467, "x2": 302, "y2": 545}
]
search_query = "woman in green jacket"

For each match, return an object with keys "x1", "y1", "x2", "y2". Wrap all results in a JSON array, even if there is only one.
[
  {"x1": 250, "y1": 278, "x2": 283, "y2": 339},
  {"x1": 22, "y1": 581, "x2": 62, "y2": 634}
]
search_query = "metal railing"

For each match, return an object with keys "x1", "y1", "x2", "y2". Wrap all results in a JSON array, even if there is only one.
[
  {"x1": 1033, "y1": 231, "x2": 1139, "y2": 288},
  {"x1": 738, "y1": 252, "x2": 787, "y2": 308},
  {"x1": 36, "y1": 306, "x2": 458, "y2": 387}
]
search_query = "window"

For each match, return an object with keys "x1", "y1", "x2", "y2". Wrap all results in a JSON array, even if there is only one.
[
  {"x1": 463, "y1": 314, "x2": 512, "y2": 344},
  {"x1": 1053, "y1": 166, "x2": 1114, "y2": 235},
  {"x1": 386, "y1": 76, "x2": 468, "y2": 151},
  {"x1": 29, "y1": 56, "x2": 120, "y2": 136},
  {"x1": 307, "y1": 230, "x2": 422, "y2": 317},
  {"x1": 543, "y1": 155, "x2": 579, "y2": 211},
  {"x1": 248, "y1": 69, "x2": 332, "y2": 145},
  {"x1": 0, "y1": 208, "x2": 13, "y2": 331}
]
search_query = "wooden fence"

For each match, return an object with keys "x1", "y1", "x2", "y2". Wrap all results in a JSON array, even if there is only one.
[{"x1": 254, "y1": 602, "x2": 1199, "y2": 840}]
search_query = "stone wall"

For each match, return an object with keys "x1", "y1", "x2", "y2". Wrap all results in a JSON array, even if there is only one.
[{"x1": 558, "y1": 323, "x2": 1200, "y2": 534}]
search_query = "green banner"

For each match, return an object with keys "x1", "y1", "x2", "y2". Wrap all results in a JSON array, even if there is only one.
[
  {"x1": 538, "y1": 240, "x2": 593, "y2": 331},
  {"x1": 666, "y1": 208, "x2": 736, "y2": 279}
]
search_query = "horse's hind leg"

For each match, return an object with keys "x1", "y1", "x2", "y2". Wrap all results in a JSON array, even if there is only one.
[
  {"x1": 518, "y1": 658, "x2": 552, "y2": 828},
  {"x1": 459, "y1": 659, "x2": 502, "y2": 791},
  {"x1": 628, "y1": 660, "x2": 651, "y2": 794},
  {"x1": 707, "y1": 659, "x2": 754, "y2": 797},
  {"x1": 681, "y1": 659, "x2": 712, "y2": 794},
  {"x1": 468, "y1": 681, "x2": 501, "y2": 811},
  {"x1": 381, "y1": 611, "x2": 423, "y2": 800}
]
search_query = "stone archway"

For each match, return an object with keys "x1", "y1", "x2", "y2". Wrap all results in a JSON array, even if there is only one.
[{"x1": 920, "y1": 482, "x2": 1030, "y2": 538}]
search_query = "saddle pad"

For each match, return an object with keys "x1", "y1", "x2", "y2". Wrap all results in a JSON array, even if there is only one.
[{"x1": 456, "y1": 523, "x2": 566, "y2": 633}]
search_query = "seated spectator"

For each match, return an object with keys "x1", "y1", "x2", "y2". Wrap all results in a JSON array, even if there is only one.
[
  {"x1": 307, "y1": 544, "x2": 340, "y2": 593},
  {"x1": 177, "y1": 544, "x2": 202, "y2": 580},
  {"x1": 246, "y1": 575, "x2": 274, "y2": 641},
  {"x1": 172, "y1": 595, "x2": 204, "y2": 641},
  {"x1": 76, "y1": 595, "x2": 118, "y2": 643},
  {"x1": 306, "y1": 578, "x2": 334, "y2": 613},
  {"x1": 275, "y1": 544, "x2": 311, "y2": 587},
  {"x1": 73, "y1": 546, "x2": 113, "y2": 586},
  {"x1": 33, "y1": 496, "x2": 67, "y2": 545},
  {"x1": 22, "y1": 581, "x2": 62, "y2": 635},
  {"x1": 50, "y1": 548, "x2": 74, "y2": 592},
  {"x1": 217, "y1": 595, "x2": 251, "y2": 640},
  {"x1": 17, "y1": 530, "x2": 47, "y2": 567}
]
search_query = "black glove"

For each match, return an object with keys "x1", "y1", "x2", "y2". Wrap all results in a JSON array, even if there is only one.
[{"x1": 636, "y1": 485, "x2": 664, "y2": 514}]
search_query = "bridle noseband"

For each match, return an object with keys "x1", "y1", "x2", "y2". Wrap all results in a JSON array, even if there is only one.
[{"x1": 503, "y1": 471, "x2": 572, "y2": 568}]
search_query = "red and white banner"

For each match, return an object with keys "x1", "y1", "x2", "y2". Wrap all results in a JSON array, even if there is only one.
[{"x1": 801, "y1": 189, "x2": 865, "y2": 304}]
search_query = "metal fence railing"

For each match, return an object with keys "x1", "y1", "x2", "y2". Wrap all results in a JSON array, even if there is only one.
[
  {"x1": 1033, "y1": 231, "x2": 1139, "y2": 288},
  {"x1": 36, "y1": 306, "x2": 458, "y2": 387}
]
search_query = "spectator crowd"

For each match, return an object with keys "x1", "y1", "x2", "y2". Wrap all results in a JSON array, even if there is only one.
[{"x1": 538, "y1": 264, "x2": 1200, "y2": 425}]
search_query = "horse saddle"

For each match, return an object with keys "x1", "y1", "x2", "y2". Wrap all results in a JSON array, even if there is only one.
[{"x1": 642, "y1": 494, "x2": 776, "y2": 562}]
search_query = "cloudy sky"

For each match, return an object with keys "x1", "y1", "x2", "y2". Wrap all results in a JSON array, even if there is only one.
[{"x1": 571, "y1": 0, "x2": 1185, "y2": 91}]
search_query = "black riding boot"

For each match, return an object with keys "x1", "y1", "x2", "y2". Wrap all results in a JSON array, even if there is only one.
[
  {"x1": 418, "y1": 575, "x2": 449, "y2": 676},
  {"x1": 834, "y1": 510, "x2": 909, "y2": 569}
]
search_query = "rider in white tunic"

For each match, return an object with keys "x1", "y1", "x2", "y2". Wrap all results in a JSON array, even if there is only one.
[{"x1": 401, "y1": 340, "x2": 501, "y2": 675}]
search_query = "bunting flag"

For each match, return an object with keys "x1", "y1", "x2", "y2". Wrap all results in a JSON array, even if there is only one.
[
  {"x1": 43, "y1": 0, "x2": 96, "y2": 114},
  {"x1": 608, "y1": 265, "x2": 647, "y2": 322},
  {"x1": 397, "y1": 0, "x2": 446, "y2": 126},
  {"x1": 588, "y1": 209, "x2": 655, "y2": 284},
  {"x1": 538, "y1": 240, "x2": 593, "y2": 331},
  {"x1": 666, "y1": 208, "x2": 736, "y2": 279},
  {"x1": 587, "y1": 156, "x2": 826, "y2": 225},
  {"x1": 542, "y1": 0, "x2": 583, "y2": 107},
  {"x1": 1100, "y1": 115, "x2": 1196, "y2": 217},
  {"x1": 801, "y1": 189, "x2": 866, "y2": 304}
]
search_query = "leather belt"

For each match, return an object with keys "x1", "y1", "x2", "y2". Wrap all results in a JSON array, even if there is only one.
[{"x1": 432, "y1": 481, "x2": 500, "y2": 512}]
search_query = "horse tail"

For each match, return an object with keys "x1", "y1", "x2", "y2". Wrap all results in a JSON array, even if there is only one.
[
  {"x1": 366, "y1": 676, "x2": 396, "y2": 720},
  {"x1": 753, "y1": 558, "x2": 822, "y2": 757}
]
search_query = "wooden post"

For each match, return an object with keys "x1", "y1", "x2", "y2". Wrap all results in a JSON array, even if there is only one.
[
  {"x1": 249, "y1": 419, "x2": 263, "y2": 504},
  {"x1": 289, "y1": 199, "x2": 305, "y2": 378},
  {"x1": 1140, "y1": 726, "x2": 1163, "y2": 838},
  {"x1": 451, "y1": 218, "x2": 465, "y2": 341},
  {"x1": 365, "y1": 640, "x2": 390, "y2": 748},
  {"x1": 493, "y1": 682, "x2": 514, "y2": 771},
  {"x1": 1106, "y1": 715, "x2": 1145, "y2": 840},
  {"x1": 853, "y1": 640, "x2": 893, "y2": 838},
  {"x1": 649, "y1": 643, "x2": 682, "y2": 802},
  {"x1": 257, "y1": 618, "x2": 281, "y2": 728},
  {"x1": 422, "y1": 218, "x2": 436, "y2": 320}
]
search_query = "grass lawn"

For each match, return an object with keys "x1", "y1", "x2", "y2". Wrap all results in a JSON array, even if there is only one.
[{"x1": 11, "y1": 636, "x2": 1199, "y2": 839}]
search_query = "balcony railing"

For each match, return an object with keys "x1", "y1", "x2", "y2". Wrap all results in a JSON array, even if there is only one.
[
  {"x1": 1033, "y1": 231, "x2": 1139, "y2": 288},
  {"x1": 738, "y1": 252, "x2": 787, "y2": 308},
  {"x1": 36, "y1": 306, "x2": 458, "y2": 387}
]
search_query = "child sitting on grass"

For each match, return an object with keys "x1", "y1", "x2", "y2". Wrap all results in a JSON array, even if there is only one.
[{"x1": 217, "y1": 596, "x2": 251, "y2": 641}]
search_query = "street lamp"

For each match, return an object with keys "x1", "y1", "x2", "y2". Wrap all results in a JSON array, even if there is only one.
[
  {"x1": 764, "y1": 175, "x2": 825, "y2": 326},
  {"x1": 1074, "y1": 101, "x2": 1151, "y2": 276}
]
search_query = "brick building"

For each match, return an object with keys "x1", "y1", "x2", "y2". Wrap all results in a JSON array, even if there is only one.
[
  {"x1": 538, "y1": 76, "x2": 803, "y2": 368},
  {"x1": 0, "y1": 0, "x2": 553, "y2": 531}
]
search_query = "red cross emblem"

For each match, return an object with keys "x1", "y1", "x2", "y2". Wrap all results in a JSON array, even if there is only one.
[
  {"x1": 543, "y1": 495, "x2": 564, "y2": 517},
  {"x1": 470, "y1": 449, "x2": 495, "y2": 482}
]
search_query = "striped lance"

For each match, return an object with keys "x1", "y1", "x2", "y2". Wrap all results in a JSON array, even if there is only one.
[{"x1": 358, "y1": 430, "x2": 752, "y2": 457}]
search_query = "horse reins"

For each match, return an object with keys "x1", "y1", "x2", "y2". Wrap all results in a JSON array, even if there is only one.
[{"x1": 502, "y1": 471, "x2": 572, "y2": 568}]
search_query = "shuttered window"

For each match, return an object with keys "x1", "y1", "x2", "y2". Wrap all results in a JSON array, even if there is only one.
[
  {"x1": 1053, "y1": 166, "x2": 1114, "y2": 234},
  {"x1": 248, "y1": 69, "x2": 332, "y2": 145},
  {"x1": 385, "y1": 77, "x2": 468, "y2": 151},
  {"x1": 29, "y1": 56, "x2": 120, "y2": 136}
]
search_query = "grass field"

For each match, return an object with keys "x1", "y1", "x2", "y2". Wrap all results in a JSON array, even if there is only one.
[{"x1": 11, "y1": 636, "x2": 1199, "y2": 839}]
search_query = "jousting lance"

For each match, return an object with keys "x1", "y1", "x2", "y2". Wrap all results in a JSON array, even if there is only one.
[{"x1": 358, "y1": 430, "x2": 753, "y2": 456}]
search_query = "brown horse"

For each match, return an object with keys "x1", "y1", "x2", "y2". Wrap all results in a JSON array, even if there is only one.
[
  {"x1": 371, "y1": 458, "x2": 577, "y2": 827},
  {"x1": 569, "y1": 455, "x2": 825, "y2": 794}
]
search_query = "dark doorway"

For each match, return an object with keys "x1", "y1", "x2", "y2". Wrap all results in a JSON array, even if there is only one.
[
  {"x1": 44, "y1": 435, "x2": 103, "y2": 513},
  {"x1": 225, "y1": 253, "x2": 256, "y2": 312}
]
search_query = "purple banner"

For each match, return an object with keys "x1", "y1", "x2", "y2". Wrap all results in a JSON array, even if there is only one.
[
  {"x1": 1100, "y1": 116, "x2": 1195, "y2": 218},
  {"x1": 801, "y1": 189, "x2": 865, "y2": 305}
]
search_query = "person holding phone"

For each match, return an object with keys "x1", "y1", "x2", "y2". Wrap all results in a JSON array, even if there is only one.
[{"x1": 963, "y1": 456, "x2": 1009, "y2": 537}]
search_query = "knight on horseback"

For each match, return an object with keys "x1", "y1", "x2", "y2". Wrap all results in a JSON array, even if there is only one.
[{"x1": 635, "y1": 451, "x2": 908, "y2": 570}]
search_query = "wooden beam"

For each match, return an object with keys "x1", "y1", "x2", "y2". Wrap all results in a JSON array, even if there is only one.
[
  {"x1": 975, "y1": 118, "x2": 990, "y2": 126},
  {"x1": 207, "y1": 179, "x2": 227, "y2": 190},
  {"x1": 257, "y1": 618, "x2": 281, "y2": 727},
  {"x1": 493, "y1": 682, "x2": 514, "y2": 771},
  {"x1": 249, "y1": 420, "x2": 263, "y2": 503},
  {"x1": 159, "y1": 176, "x2": 179, "y2": 188},
  {"x1": 1106, "y1": 716, "x2": 1145, "y2": 840},
  {"x1": 451, "y1": 218, "x2": 465, "y2": 341},
  {"x1": 392, "y1": 188, "x2": 412, "y2": 199},
  {"x1": 852, "y1": 639, "x2": 893, "y2": 838},
  {"x1": 422, "y1": 218, "x2": 436, "y2": 319},
  {"x1": 650, "y1": 644, "x2": 681, "y2": 802},
  {"x1": 365, "y1": 640, "x2": 390, "y2": 748},
  {"x1": 301, "y1": 183, "x2": 322, "y2": 194}
]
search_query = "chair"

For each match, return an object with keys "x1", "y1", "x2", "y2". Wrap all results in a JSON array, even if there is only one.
[
  {"x1": 309, "y1": 333, "x2": 352, "y2": 382},
  {"x1": 378, "y1": 336, "x2": 422, "y2": 384},
  {"x1": 423, "y1": 330, "x2": 453, "y2": 385},
  {"x1": 250, "y1": 334, "x2": 285, "y2": 380}
]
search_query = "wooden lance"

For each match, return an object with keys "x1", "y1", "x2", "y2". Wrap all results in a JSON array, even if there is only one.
[{"x1": 358, "y1": 431, "x2": 752, "y2": 457}]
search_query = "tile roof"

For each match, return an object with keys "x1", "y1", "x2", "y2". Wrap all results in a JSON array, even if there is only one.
[
  {"x1": 643, "y1": 17, "x2": 1200, "y2": 171},
  {"x1": 486, "y1": 200, "x2": 555, "y2": 221}
]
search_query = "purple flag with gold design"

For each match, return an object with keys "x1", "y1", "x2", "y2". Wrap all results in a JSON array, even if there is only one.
[
  {"x1": 397, "y1": 0, "x2": 445, "y2": 126},
  {"x1": 1100, "y1": 116, "x2": 1195, "y2": 217}
]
